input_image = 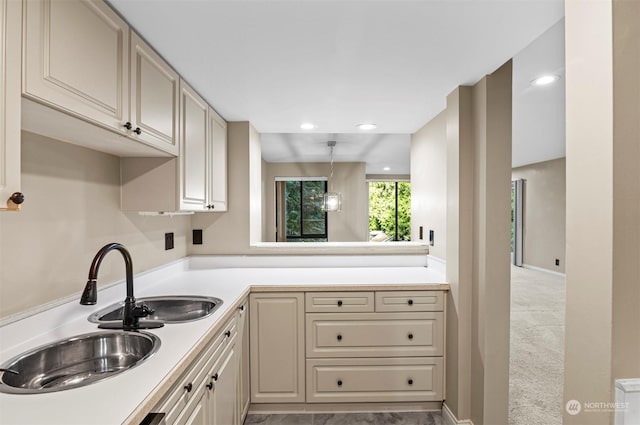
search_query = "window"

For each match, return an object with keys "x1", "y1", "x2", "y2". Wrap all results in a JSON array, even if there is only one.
[
  {"x1": 368, "y1": 181, "x2": 411, "y2": 241},
  {"x1": 276, "y1": 180, "x2": 328, "y2": 242}
]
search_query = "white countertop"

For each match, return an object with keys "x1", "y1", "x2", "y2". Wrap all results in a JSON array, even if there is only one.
[{"x1": 0, "y1": 255, "x2": 447, "y2": 425}]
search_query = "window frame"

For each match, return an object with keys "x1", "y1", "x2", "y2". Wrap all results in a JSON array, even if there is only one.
[{"x1": 277, "y1": 179, "x2": 328, "y2": 241}]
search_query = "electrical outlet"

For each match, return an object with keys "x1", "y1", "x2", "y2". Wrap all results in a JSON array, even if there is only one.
[
  {"x1": 555, "y1": 259, "x2": 560, "y2": 266},
  {"x1": 193, "y1": 229, "x2": 203, "y2": 245},
  {"x1": 165, "y1": 232, "x2": 174, "y2": 250}
]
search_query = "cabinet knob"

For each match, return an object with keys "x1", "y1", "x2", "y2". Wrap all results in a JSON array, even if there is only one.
[
  {"x1": 408, "y1": 379, "x2": 414, "y2": 385},
  {"x1": 9, "y1": 192, "x2": 24, "y2": 205},
  {"x1": 212, "y1": 373, "x2": 219, "y2": 382},
  {"x1": 407, "y1": 299, "x2": 414, "y2": 306},
  {"x1": 134, "y1": 127, "x2": 142, "y2": 135},
  {"x1": 337, "y1": 300, "x2": 343, "y2": 307},
  {"x1": 123, "y1": 122, "x2": 132, "y2": 130},
  {"x1": 210, "y1": 204, "x2": 215, "y2": 210},
  {"x1": 337, "y1": 380, "x2": 343, "y2": 387},
  {"x1": 337, "y1": 334, "x2": 342, "y2": 341},
  {"x1": 238, "y1": 305, "x2": 245, "y2": 311},
  {"x1": 184, "y1": 382, "x2": 193, "y2": 393},
  {"x1": 408, "y1": 333, "x2": 414, "y2": 340},
  {"x1": 225, "y1": 330, "x2": 231, "y2": 338},
  {"x1": 206, "y1": 382, "x2": 213, "y2": 390}
]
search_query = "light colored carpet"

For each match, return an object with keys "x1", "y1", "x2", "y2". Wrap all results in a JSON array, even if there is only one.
[{"x1": 509, "y1": 265, "x2": 565, "y2": 425}]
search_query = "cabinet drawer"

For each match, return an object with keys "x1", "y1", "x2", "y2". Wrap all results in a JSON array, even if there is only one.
[
  {"x1": 306, "y1": 312, "x2": 443, "y2": 358},
  {"x1": 375, "y1": 291, "x2": 444, "y2": 312},
  {"x1": 305, "y1": 292, "x2": 374, "y2": 313},
  {"x1": 306, "y1": 357, "x2": 444, "y2": 403},
  {"x1": 156, "y1": 315, "x2": 236, "y2": 424}
]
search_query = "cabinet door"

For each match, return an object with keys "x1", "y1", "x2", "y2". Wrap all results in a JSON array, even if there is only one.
[
  {"x1": 236, "y1": 301, "x2": 250, "y2": 422},
  {"x1": 0, "y1": 0, "x2": 21, "y2": 206},
  {"x1": 179, "y1": 80, "x2": 208, "y2": 210},
  {"x1": 23, "y1": 0, "x2": 129, "y2": 130},
  {"x1": 208, "y1": 342, "x2": 237, "y2": 425},
  {"x1": 130, "y1": 31, "x2": 179, "y2": 155},
  {"x1": 175, "y1": 386, "x2": 208, "y2": 425},
  {"x1": 250, "y1": 293, "x2": 305, "y2": 403},
  {"x1": 206, "y1": 108, "x2": 227, "y2": 211}
]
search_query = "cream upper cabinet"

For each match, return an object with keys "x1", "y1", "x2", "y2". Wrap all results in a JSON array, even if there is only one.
[
  {"x1": 206, "y1": 108, "x2": 228, "y2": 211},
  {"x1": 179, "y1": 79, "x2": 208, "y2": 210},
  {"x1": 250, "y1": 293, "x2": 306, "y2": 403},
  {"x1": 23, "y1": 0, "x2": 130, "y2": 130},
  {"x1": 130, "y1": 31, "x2": 180, "y2": 155},
  {"x1": 0, "y1": 0, "x2": 22, "y2": 211},
  {"x1": 23, "y1": 0, "x2": 179, "y2": 157}
]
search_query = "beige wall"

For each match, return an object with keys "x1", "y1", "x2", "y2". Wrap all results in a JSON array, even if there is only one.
[
  {"x1": 0, "y1": 132, "x2": 190, "y2": 319},
  {"x1": 411, "y1": 110, "x2": 447, "y2": 259},
  {"x1": 445, "y1": 86, "x2": 473, "y2": 419},
  {"x1": 443, "y1": 61, "x2": 512, "y2": 425},
  {"x1": 512, "y1": 158, "x2": 566, "y2": 273},
  {"x1": 564, "y1": 1, "x2": 640, "y2": 423},
  {"x1": 611, "y1": 0, "x2": 640, "y2": 391},
  {"x1": 191, "y1": 122, "x2": 256, "y2": 254},
  {"x1": 262, "y1": 162, "x2": 368, "y2": 242},
  {"x1": 470, "y1": 61, "x2": 512, "y2": 425}
]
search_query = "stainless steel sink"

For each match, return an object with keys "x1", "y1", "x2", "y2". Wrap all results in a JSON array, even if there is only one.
[
  {"x1": 0, "y1": 331, "x2": 160, "y2": 394},
  {"x1": 88, "y1": 296, "x2": 223, "y2": 324}
]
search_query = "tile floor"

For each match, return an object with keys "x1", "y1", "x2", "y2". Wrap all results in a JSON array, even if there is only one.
[{"x1": 244, "y1": 412, "x2": 444, "y2": 425}]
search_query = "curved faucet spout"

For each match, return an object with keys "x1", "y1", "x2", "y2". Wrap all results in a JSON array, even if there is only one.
[
  {"x1": 81, "y1": 243, "x2": 133, "y2": 305},
  {"x1": 80, "y1": 243, "x2": 163, "y2": 331}
]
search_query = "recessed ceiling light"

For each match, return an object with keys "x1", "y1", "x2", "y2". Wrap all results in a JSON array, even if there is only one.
[
  {"x1": 300, "y1": 122, "x2": 316, "y2": 130},
  {"x1": 357, "y1": 123, "x2": 377, "y2": 130},
  {"x1": 531, "y1": 75, "x2": 559, "y2": 86},
  {"x1": 383, "y1": 167, "x2": 391, "y2": 171}
]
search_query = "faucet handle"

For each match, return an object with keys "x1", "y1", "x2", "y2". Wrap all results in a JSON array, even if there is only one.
[{"x1": 133, "y1": 302, "x2": 155, "y2": 318}]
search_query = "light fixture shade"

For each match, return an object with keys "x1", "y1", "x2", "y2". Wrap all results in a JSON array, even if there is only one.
[{"x1": 323, "y1": 192, "x2": 342, "y2": 212}]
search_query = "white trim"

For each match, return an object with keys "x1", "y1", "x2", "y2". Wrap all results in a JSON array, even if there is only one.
[
  {"x1": 442, "y1": 403, "x2": 474, "y2": 425},
  {"x1": 521, "y1": 263, "x2": 566, "y2": 278}
]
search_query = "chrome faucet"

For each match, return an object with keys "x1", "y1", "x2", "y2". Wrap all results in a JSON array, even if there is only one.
[{"x1": 80, "y1": 243, "x2": 163, "y2": 331}]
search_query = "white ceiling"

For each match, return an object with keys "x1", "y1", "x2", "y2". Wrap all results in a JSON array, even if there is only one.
[
  {"x1": 512, "y1": 19, "x2": 565, "y2": 167},
  {"x1": 109, "y1": 0, "x2": 565, "y2": 170},
  {"x1": 261, "y1": 133, "x2": 411, "y2": 175}
]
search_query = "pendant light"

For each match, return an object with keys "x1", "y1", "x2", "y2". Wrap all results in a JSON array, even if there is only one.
[{"x1": 323, "y1": 141, "x2": 342, "y2": 212}]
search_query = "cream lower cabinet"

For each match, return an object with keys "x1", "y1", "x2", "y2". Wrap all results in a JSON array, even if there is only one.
[
  {"x1": 250, "y1": 293, "x2": 306, "y2": 403},
  {"x1": 206, "y1": 341, "x2": 238, "y2": 425},
  {"x1": 305, "y1": 290, "x2": 445, "y2": 403},
  {"x1": 249, "y1": 290, "x2": 445, "y2": 406},
  {"x1": 0, "y1": 0, "x2": 22, "y2": 209},
  {"x1": 236, "y1": 299, "x2": 250, "y2": 421},
  {"x1": 154, "y1": 315, "x2": 238, "y2": 425}
]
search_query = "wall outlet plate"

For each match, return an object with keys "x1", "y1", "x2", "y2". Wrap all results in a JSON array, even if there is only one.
[
  {"x1": 193, "y1": 229, "x2": 203, "y2": 245},
  {"x1": 165, "y1": 232, "x2": 174, "y2": 250}
]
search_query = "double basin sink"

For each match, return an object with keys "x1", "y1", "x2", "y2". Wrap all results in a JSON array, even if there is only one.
[{"x1": 0, "y1": 296, "x2": 222, "y2": 394}]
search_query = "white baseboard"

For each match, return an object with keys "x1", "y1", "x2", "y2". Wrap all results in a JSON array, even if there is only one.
[
  {"x1": 521, "y1": 263, "x2": 566, "y2": 278},
  {"x1": 442, "y1": 403, "x2": 474, "y2": 425}
]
